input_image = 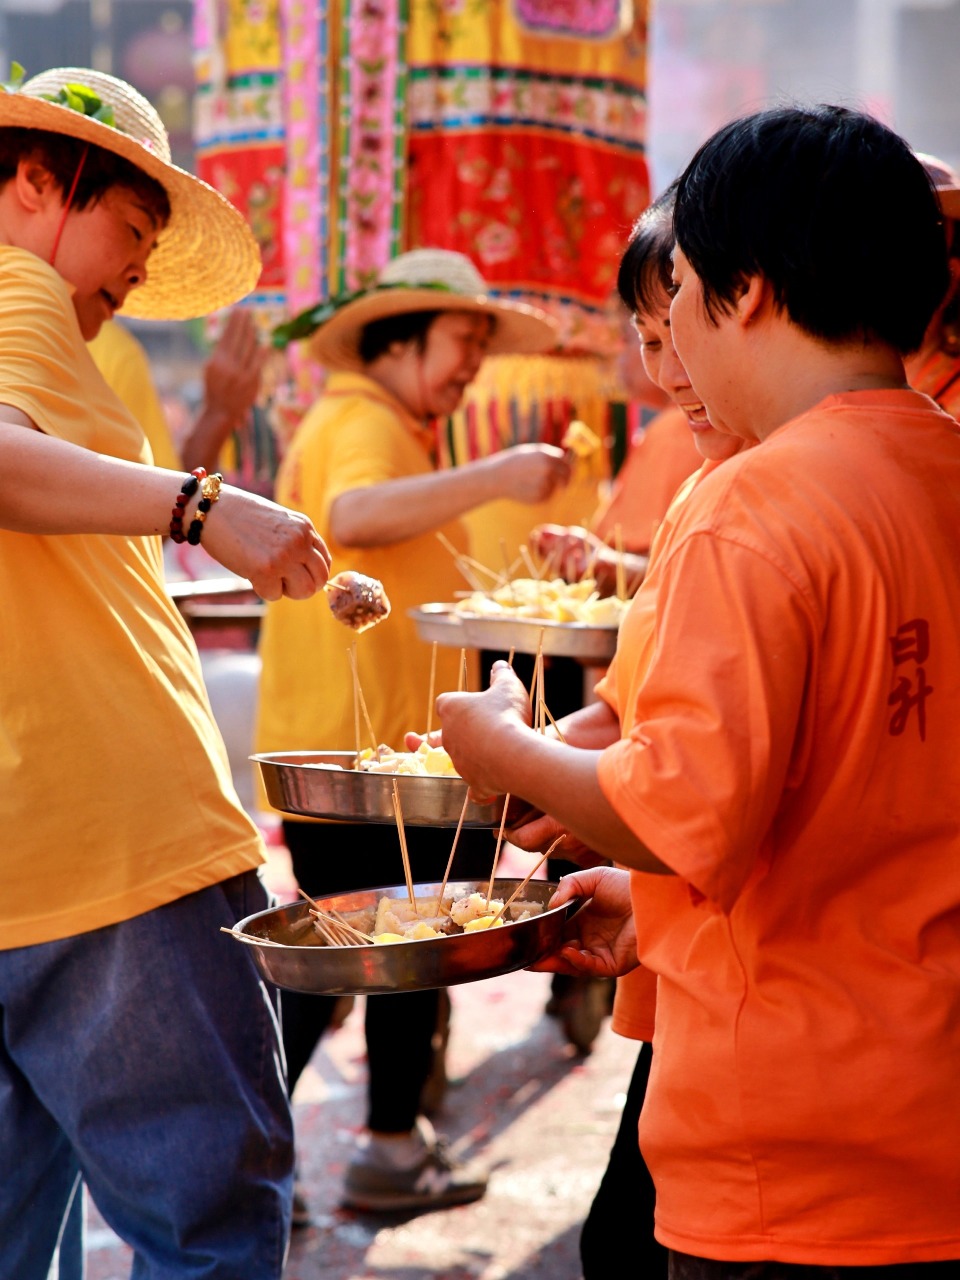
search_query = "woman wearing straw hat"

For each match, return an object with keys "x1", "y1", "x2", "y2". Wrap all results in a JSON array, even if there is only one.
[
  {"x1": 257, "y1": 249, "x2": 568, "y2": 1215},
  {"x1": 0, "y1": 66, "x2": 332, "y2": 1277}
]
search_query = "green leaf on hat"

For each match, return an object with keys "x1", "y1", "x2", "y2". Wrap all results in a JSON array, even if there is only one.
[
  {"x1": 0, "y1": 62, "x2": 26, "y2": 93},
  {"x1": 38, "y1": 82, "x2": 117, "y2": 128},
  {"x1": 271, "y1": 281, "x2": 455, "y2": 349}
]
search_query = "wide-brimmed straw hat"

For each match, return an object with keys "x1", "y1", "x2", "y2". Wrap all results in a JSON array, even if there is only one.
[
  {"x1": 273, "y1": 248, "x2": 558, "y2": 368},
  {"x1": 0, "y1": 67, "x2": 260, "y2": 319},
  {"x1": 917, "y1": 152, "x2": 960, "y2": 221}
]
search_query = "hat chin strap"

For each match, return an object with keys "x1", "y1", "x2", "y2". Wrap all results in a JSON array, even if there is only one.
[{"x1": 48, "y1": 145, "x2": 89, "y2": 269}]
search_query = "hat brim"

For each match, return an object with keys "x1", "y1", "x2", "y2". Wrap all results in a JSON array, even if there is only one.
[
  {"x1": 307, "y1": 289, "x2": 558, "y2": 369},
  {"x1": 0, "y1": 94, "x2": 260, "y2": 320}
]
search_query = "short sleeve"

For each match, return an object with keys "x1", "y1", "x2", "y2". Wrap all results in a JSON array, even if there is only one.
[{"x1": 597, "y1": 528, "x2": 816, "y2": 911}]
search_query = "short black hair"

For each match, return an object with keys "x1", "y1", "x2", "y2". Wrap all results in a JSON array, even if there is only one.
[
  {"x1": 673, "y1": 104, "x2": 949, "y2": 354},
  {"x1": 616, "y1": 181, "x2": 679, "y2": 318},
  {"x1": 358, "y1": 309, "x2": 441, "y2": 364},
  {"x1": 0, "y1": 127, "x2": 170, "y2": 225}
]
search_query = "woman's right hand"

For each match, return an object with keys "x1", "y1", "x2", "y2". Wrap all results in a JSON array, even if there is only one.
[
  {"x1": 202, "y1": 486, "x2": 332, "y2": 601},
  {"x1": 489, "y1": 444, "x2": 571, "y2": 505}
]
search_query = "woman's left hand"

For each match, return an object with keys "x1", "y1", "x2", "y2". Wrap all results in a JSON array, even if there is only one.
[{"x1": 528, "y1": 866, "x2": 638, "y2": 977}]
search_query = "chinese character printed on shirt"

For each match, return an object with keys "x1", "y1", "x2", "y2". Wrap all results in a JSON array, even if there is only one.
[{"x1": 888, "y1": 618, "x2": 933, "y2": 741}]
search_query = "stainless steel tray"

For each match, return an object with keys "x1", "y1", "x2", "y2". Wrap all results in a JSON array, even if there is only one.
[
  {"x1": 456, "y1": 612, "x2": 619, "y2": 662},
  {"x1": 408, "y1": 603, "x2": 465, "y2": 647},
  {"x1": 226, "y1": 878, "x2": 572, "y2": 994},
  {"x1": 253, "y1": 751, "x2": 504, "y2": 827}
]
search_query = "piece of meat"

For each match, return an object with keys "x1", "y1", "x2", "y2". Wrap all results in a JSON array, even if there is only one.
[{"x1": 324, "y1": 571, "x2": 391, "y2": 632}]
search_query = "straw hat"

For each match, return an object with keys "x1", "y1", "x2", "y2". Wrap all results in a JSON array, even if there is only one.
[
  {"x1": 0, "y1": 67, "x2": 260, "y2": 319},
  {"x1": 916, "y1": 152, "x2": 960, "y2": 221},
  {"x1": 276, "y1": 249, "x2": 557, "y2": 368}
]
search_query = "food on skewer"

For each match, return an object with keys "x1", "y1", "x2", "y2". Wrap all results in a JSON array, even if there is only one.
[
  {"x1": 309, "y1": 890, "x2": 544, "y2": 946},
  {"x1": 324, "y1": 570, "x2": 391, "y2": 632},
  {"x1": 455, "y1": 575, "x2": 627, "y2": 627},
  {"x1": 358, "y1": 742, "x2": 458, "y2": 776},
  {"x1": 562, "y1": 418, "x2": 602, "y2": 460}
]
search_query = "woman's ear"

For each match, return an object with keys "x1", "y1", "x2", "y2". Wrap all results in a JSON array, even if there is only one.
[
  {"x1": 14, "y1": 157, "x2": 59, "y2": 214},
  {"x1": 735, "y1": 273, "x2": 769, "y2": 326}
]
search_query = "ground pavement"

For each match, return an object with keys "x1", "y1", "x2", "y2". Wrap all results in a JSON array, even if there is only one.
[{"x1": 82, "y1": 845, "x2": 638, "y2": 1280}]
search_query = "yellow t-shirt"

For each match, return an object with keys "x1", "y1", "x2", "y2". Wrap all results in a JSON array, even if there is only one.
[
  {"x1": 256, "y1": 372, "x2": 471, "y2": 774},
  {"x1": 0, "y1": 247, "x2": 264, "y2": 949},
  {"x1": 87, "y1": 319, "x2": 181, "y2": 471}
]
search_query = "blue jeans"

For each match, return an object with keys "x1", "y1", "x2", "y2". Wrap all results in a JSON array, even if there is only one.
[{"x1": 0, "y1": 872, "x2": 294, "y2": 1279}]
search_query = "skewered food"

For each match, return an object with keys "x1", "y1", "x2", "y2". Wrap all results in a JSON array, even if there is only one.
[
  {"x1": 455, "y1": 576, "x2": 627, "y2": 627},
  {"x1": 324, "y1": 571, "x2": 391, "y2": 631},
  {"x1": 562, "y1": 419, "x2": 602, "y2": 459},
  {"x1": 357, "y1": 742, "x2": 458, "y2": 776},
  {"x1": 310, "y1": 891, "x2": 545, "y2": 946}
]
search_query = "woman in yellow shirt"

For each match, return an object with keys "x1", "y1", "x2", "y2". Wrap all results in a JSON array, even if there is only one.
[
  {"x1": 258, "y1": 248, "x2": 568, "y2": 1215},
  {"x1": 0, "y1": 66, "x2": 330, "y2": 1278}
]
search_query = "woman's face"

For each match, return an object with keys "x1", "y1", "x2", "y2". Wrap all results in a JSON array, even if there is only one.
[
  {"x1": 404, "y1": 311, "x2": 493, "y2": 418},
  {"x1": 634, "y1": 285, "x2": 742, "y2": 463}
]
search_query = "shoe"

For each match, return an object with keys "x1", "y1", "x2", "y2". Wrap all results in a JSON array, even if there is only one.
[
  {"x1": 291, "y1": 1182, "x2": 312, "y2": 1228},
  {"x1": 342, "y1": 1132, "x2": 487, "y2": 1213}
]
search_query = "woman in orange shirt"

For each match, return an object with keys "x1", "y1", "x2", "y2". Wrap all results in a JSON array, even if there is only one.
[
  {"x1": 907, "y1": 154, "x2": 960, "y2": 418},
  {"x1": 437, "y1": 106, "x2": 960, "y2": 1275}
]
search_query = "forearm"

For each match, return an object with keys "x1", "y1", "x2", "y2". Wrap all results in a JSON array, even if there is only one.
[
  {"x1": 179, "y1": 406, "x2": 240, "y2": 475},
  {"x1": 554, "y1": 698, "x2": 622, "y2": 750},
  {"x1": 489, "y1": 725, "x2": 670, "y2": 874},
  {"x1": 330, "y1": 457, "x2": 501, "y2": 547},
  {"x1": 0, "y1": 418, "x2": 183, "y2": 536}
]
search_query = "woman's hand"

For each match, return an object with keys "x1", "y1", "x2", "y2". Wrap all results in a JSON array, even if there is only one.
[
  {"x1": 530, "y1": 522, "x2": 601, "y2": 581},
  {"x1": 530, "y1": 523, "x2": 647, "y2": 595},
  {"x1": 529, "y1": 866, "x2": 638, "y2": 978},
  {"x1": 202, "y1": 486, "x2": 331, "y2": 601},
  {"x1": 507, "y1": 807, "x2": 607, "y2": 867},
  {"x1": 489, "y1": 445, "x2": 571, "y2": 505},
  {"x1": 436, "y1": 661, "x2": 531, "y2": 801}
]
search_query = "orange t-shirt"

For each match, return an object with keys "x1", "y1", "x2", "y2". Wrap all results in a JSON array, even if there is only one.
[
  {"x1": 908, "y1": 346, "x2": 960, "y2": 420},
  {"x1": 595, "y1": 459, "x2": 729, "y2": 1041},
  {"x1": 598, "y1": 390, "x2": 960, "y2": 1264},
  {"x1": 592, "y1": 404, "x2": 701, "y2": 554}
]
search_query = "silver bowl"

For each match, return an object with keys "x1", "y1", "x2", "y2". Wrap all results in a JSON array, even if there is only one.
[
  {"x1": 408, "y1": 603, "x2": 464, "y2": 647},
  {"x1": 226, "y1": 879, "x2": 572, "y2": 995},
  {"x1": 253, "y1": 751, "x2": 505, "y2": 827},
  {"x1": 456, "y1": 612, "x2": 619, "y2": 662}
]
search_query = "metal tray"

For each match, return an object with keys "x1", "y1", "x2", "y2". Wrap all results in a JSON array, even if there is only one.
[
  {"x1": 456, "y1": 612, "x2": 620, "y2": 662},
  {"x1": 408, "y1": 603, "x2": 465, "y2": 647},
  {"x1": 225, "y1": 878, "x2": 572, "y2": 995},
  {"x1": 253, "y1": 751, "x2": 504, "y2": 827}
]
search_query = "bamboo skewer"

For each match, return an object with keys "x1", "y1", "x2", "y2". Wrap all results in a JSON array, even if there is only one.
[
  {"x1": 347, "y1": 645, "x2": 379, "y2": 753},
  {"x1": 614, "y1": 522, "x2": 627, "y2": 602},
  {"x1": 310, "y1": 907, "x2": 374, "y2": 946},
  {"x1": 457, "y1": 646, "x2": 468, "y2": 692},
  {"x1": 486, "y1": 793, "x2": 512, "y2": 903},
  {"x1": 351, "y1": 639, "x2": 362, "y2": 767},
  {"x1": 219, "y1": 926, "x2": 284, "y2": 947},
  {"x1": 491, "y1": 835, "x2": 566, "y2": 923},
  {"x1": 435, "y1": 530, "x2": 486, "y2": 592},
  {"x1": 519, "y1": 543, "x2": 539, "y2": 579},
  {"x1": 425, "y1": 640, "x2": 438, "y2": 736},
  {"x1": 391, "y1": 781, "x2": 417, "y2": 910},
  {"x1": 436, "y1": 788, "x2": 470, "y2": 916}
]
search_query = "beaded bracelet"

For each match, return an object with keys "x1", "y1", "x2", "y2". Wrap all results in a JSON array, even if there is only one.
[
  {"x1": 168, "y1": 468, "x2": 206, "y2": 544},
  {"x1": 186, "y1": 472, "x2": 224, "y2": 546}
]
